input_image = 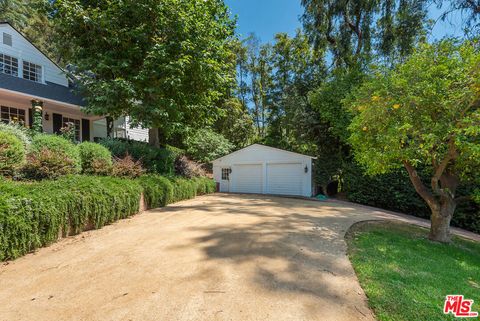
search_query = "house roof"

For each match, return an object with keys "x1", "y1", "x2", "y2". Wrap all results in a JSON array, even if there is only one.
[
  {"x1": 213, "y1": 143, "x2": 317, "y2": 162},
  {"x1": 0, "y1": 73, "x2": 85, "y2": 106}
]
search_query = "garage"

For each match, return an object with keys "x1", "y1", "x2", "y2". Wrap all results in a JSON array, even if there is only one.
[{"x1": 212, "y1": 144, "x2": 315, "y2": 197}]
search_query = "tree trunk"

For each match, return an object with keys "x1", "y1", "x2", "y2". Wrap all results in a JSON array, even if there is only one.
[
  {"x1": 429, "y1": 197, "x2": 456, "y2": 243},
  {"x1": 148, "y1": 128, "x2": 160, "y2": 148}
]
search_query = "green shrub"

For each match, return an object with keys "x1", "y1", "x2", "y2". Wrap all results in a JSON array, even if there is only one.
[
  {"x1": 24, "y1": 134, "x2": 80, "y2": 179},
  {"x1": 0, "y1": 122, "x2": 31, "y2": 148},
  {"x1": 137, "y1": 175, "x2": 174, "y2": 208},
  {"x1": 0, "y1": 132, "x2": 25, "y2": 176},
  {"x1": 78, "y1": 142, "x2": 112, "y2": 175},
  {"x1": 0, "y1": 176, "x2": 142, "y2": 261},
  {"x1": 185, "y1": 128, "x2": 233, "y2": 163},
  {"x1": 112, "y1": 155, "x2": 144, "y2": 178},
  {"x1": 99, "y1": 138, "x2": 179, "y2": 174}
]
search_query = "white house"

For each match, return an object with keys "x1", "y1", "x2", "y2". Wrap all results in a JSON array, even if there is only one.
[
  {"x1": 213, "y1": 144, "x2": 315, "y2": 197},
  {"x1": 0, "y1": 21, "x2": 148, "y2": 142}
]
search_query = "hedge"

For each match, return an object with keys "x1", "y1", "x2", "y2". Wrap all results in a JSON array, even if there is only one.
[
  {"x1": 0, "y1": 175, "x2": 216, "y2": 261},
  {"x1": 344, "y1": 165, "x2": 480, "y2": 234}
]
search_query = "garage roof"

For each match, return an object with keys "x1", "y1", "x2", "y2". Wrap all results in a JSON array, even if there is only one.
[{"x1": 213, "y1": 143, "x2": 317, "y2": 162}]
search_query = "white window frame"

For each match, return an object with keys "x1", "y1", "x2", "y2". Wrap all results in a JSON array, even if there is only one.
[
  {"x1": 221, "y1": 168, "x2": 231, "y2": 180},
  {"x1": 22, "y1": 60, "x2": 43, "y2": 83},
  {"x1": 0, "y1": 53, "x2": 19, "y2": 77},
  {"x1": 1, "y1": 105, "x2": 26, "y2": 125},
  {"x1": 62, "y1": 116, "x2": 81, "y2": 142}
]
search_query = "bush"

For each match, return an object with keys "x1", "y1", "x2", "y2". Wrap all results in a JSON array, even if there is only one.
[
  {"x1": 78, "y1": 142, "x2": 112, "y2": 175},
  {"x1": 0, "y1": 132, "x2": 25, "y2": 176},
  {"x1": 0, "y1": 122, "x2": 31, "y2": 148},
  {"x1": 112, "y1": 154, "x2": 144, "y2": 178},
  {"x1": 99, "y1": 138, "x2": 179, "y2": 174},
  {"x1": 24, "y1": 134, "x2": 80, "y2": 179},
  {"x1": 174, "y1": 155, "x2": 207, "y2": 178},
  {"x1": 0, "y1": 176, "x2": 142, "y2": 261},
  {"x1": 185, "y1": 128, "x2": 233, "y2": 163}
]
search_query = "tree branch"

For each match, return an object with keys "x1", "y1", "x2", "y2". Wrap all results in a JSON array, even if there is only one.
[
  {"x1": 454, "y1": 195, "x2": 472, "y2": 203},
  {"x1": 431, "y1": 139, "x2": 458, "y2": 196},
  {"x1": 403, "y1": 161, "x2": 437, "y2": 209}
]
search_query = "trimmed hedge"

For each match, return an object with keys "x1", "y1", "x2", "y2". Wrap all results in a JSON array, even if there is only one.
[
  {"x1": 78, "y1": 142, "x2": 113, "y2": 175},
  {"x1": 137, "y1": 175, "x2": 216, "y2": 209},
  {"x1": 0, "y1": 175, "x2": 215, "y2": 261},
  {"x1": 344, "y1": 166, "x2": 480, "y2": 234}
]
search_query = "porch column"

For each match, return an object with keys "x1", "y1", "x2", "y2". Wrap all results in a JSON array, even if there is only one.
[{"x1": 31, "y1": 99, "x2": 43, "y2": 133}]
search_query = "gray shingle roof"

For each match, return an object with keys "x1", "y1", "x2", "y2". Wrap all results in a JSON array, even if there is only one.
[{"x1": 0, "y1": 73, "x2": 85, "y2": 106}]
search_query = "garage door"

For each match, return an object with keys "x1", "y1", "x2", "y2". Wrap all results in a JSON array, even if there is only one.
[
  {"x1": 233, "y1": 164, "x2": 263, "y2": 194},
  {"x1": 266, "y1": 163, "x2": 303, "y2": 196}
]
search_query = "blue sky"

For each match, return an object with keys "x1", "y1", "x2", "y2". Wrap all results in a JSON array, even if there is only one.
[{"x1": 225, "y1": 0, "x2": 464, "y2": 43}]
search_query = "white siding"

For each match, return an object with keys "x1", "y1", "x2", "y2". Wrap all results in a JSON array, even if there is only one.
[
  {"x1": 125, "y1": 116, "x2": 148, "y2": 142},
  {"x1": 213, "y1": 144, "x2": 314, "y2": 197},
  {"x1": 0, "y1": 24, "x2": 68, "y2": 86}
]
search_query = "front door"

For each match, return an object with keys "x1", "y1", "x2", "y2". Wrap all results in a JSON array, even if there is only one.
[{"x1": 220, "y1": 168, "x2": 231, "y2": 192}]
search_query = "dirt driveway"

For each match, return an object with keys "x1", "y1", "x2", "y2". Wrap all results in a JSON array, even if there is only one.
[{"x1": 0, "y1": 194, "x2": 478, "y2": 321}]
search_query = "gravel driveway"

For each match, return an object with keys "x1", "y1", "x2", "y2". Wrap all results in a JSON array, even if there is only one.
[{"x1": 0, "y1": 194, "x2": 478, "y2": 321}]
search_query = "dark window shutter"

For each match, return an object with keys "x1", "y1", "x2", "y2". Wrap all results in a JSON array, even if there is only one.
[
  {"x1": 53, "y1": 113, "x2": 62, "y2": 134},
  {"x1": 81, "y1": 119, "x2": 90, "y2": 142}
]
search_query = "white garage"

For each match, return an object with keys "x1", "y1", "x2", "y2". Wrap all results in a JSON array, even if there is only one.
[{"x1": 212, "y1": 144, "x2": 315, "y2": 197}]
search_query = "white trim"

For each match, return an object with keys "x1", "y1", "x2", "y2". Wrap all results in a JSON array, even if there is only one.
[{"x1": 212, "y1": 143, "x2": 316, "y2": 163}]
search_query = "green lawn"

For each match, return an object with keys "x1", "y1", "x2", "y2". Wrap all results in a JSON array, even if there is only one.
[{"x1": 346, "y1": 221, "x2": 480, "y2": 321}]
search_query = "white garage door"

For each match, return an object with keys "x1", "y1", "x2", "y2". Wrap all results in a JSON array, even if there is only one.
[
  {"x1": 266, "y1": 163, "x2": 303, "y2": 196},
  {"x1": 234, "y1": 164, "x2": 263, "y2": 194}
]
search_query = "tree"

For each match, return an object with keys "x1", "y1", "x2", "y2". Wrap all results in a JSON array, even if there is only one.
[
  {"x1": 435, "y1": 0, "x2": 480, "y2": 34},
  {"x1": 52, "y1": 0, "x2": 236, "y2": 147},
  {"x1": 347, "y1": 40, "x2": 480, "y2": 242},
  {"x1": 1, "y1": 0, "x2": 57, "y2": 60},
  {"x1": 214, "y1": 98, "x2": 255, "y2": 149},
  {"x1": 301, "y1": 0, "x2": 429, "y2": 66},
  {"x1": 184, "y1": 128, "x2": 233, "y2": 163}
]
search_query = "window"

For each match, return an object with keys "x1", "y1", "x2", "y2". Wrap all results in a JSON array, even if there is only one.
[
  {"x1": 1, "y1": 106, "x2": 26, "y2": 125},
  {"x1": 62, "y1": 117, "x2": 81, "y2": 141},
  {"x1": 221, "y1": 168, "x2": 231, "y2": 180},
  {"x1": 0, "y1": 53, "x2": 18, "y2": 76},
  {"x1": 23, "y1": 61, "x2": 42, "y2": 82},
  {"x1": 2, "y1": 33, "x2": 12, "y2": 46}
]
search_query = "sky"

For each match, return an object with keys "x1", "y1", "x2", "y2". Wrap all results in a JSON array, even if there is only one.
[{"x1": 224, "y1": 0, "x2": 465, "y2": 43}]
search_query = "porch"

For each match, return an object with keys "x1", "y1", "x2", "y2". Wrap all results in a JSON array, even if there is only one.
[{"x1": 0, "y1": 88, "x2": 126, "y2": 142}]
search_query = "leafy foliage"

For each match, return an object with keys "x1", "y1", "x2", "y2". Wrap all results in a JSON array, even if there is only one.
[
  {"x1": 184, "y1": 128, "x2": 233, "y2": 163},
  {"x1": 52, "y1": 0, "x2": 236, "y2": 144},
  {"x1": 112, "y1": 155, "x2": 145, "y2": 178},
  {"x1": 78, "y1": 142, "x2": 113, "y2": 175},
  {"x1": 0, "y1": 131, "x2": 25, "y2": 176},
  {"x1": 174, "y1": 155, "x2": 207, "y2": 178},
  {"x1": 0, "y1": 122, "x2": 31, "y2": 149},
  {"x1": 0, "y1": 175, "x2": 142, "y2": 261},
  {"x1": 99, "y1": 138, "x2": 179, "y2": 175},
  {"x1": 25, "y1": 134, "x2": 80, "y2": 179}
]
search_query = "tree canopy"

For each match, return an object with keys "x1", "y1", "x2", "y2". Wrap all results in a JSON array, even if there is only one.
[
  {"x1": 52, "y1": 0, "x2": 236, "y2": 145},
  {"x1": 347, "y1": 40, "x2": 480, "y2": 242}
]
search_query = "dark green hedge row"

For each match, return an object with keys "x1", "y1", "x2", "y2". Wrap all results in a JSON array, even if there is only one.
[
  {"x1": 344, "y1": 166, "x2": 480, "y2": 234},
  {"x1": 0, "y1": 175, "x2": 215, "y2": 261},
  {"x1": 137, "y1": 175, "x2": 216, "y2": 208}
]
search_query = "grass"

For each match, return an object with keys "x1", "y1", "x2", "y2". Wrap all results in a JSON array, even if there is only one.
[{"x1": 346, "y1": 221, "x2": 480, "y2": 321}]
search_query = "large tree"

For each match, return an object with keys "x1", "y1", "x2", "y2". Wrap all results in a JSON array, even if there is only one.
[
  {"x1": 347, "y1": 40, "x2": 480, "y2": 242},
  {"x1": 301, "y1": 0, "x2": 429, "y2": 66},
  {"x1": 52, "y1": 0, "x2": 236, "y2": 146}
]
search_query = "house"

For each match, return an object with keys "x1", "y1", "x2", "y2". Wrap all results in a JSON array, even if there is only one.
[
  {"x1": 212, "y1": 144, "x2": 315, "y2": 197},
  {"x1": 0, "y1": 21, "x2": 148, "y2": 142}
]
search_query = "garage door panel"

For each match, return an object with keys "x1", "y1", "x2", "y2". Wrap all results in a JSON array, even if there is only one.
[
  {"x1": 234, "y1": 164, "x2": 263, "y2": 194},
  {"x1": 266, "y1": 163, "x2": 303, "y2": 196}
]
